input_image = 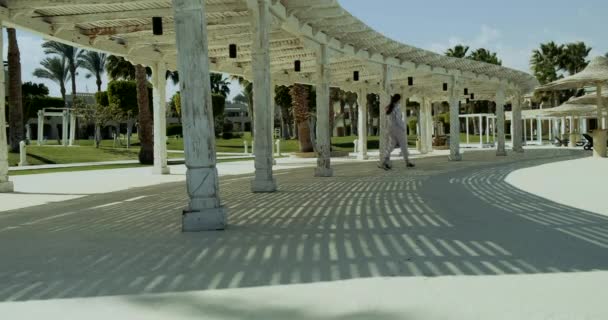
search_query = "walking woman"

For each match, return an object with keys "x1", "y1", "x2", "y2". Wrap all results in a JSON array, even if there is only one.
[{"x1": 378, "y1": 94, "x2": 415, "y2": 170}]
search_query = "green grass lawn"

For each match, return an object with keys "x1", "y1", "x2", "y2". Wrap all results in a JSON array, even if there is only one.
[{"x1": 8, "y1": 132, "x2": 503, "y2": 168}]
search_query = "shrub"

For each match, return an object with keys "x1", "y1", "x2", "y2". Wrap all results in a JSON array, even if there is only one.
[
  {"x1": 167, "y1": 124, "x2": 183, "y2": 137},
  {"x1": 222, "y1": 132, "x2": 234, "y2": 140},
  {"x1": 95, "y1": 91, "x2": 109, "y2": 106}
]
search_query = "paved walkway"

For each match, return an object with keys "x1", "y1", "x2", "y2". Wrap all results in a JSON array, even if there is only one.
[{"x1": 1, "y1": 149, "x2": 607, "y2": 319}]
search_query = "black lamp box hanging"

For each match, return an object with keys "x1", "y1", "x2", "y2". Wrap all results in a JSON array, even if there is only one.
[
  {"x1": 443, "y1": 83, "x2": 448, "y2": 91},
  {"x1": 294, "y1": 60, "x2": 301, "y2": 72},
  {"x1": 152, "y1": 17, "x2": 163, "y2": 35},
  {"x1": 229, "y1": 44, "x2": 237, "y2": 58},
  {"x1": 466, "y1": 98, "x2": 470, "y2": 104},
  {"x1": 470, "y1": 93, "x2": 475, "y2": 100},
  {"x1": 408, "y1": 77, "x2": 414, "y2": 86},
  {"x1": 464, "y1": 88, "x2": 469, "y2": 95},
  {"x1": 353, "y1": 71, "x2": 360, "y2": 81}
]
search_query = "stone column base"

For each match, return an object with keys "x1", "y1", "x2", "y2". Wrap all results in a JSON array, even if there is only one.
[
  {"x1": 314, "y1": 167, "x2": 333, "y2": 177},
  {"x1": 0, "y1": 181, "x2": 14, "y2": 193},
  {"x1": 357, "y1": 154, "x2": 369, "y2": 160},
  {"x1": 251, "y1": 178, "x2": 277, "y2": 193},
  {"x1": 153, "y1": 166, "x2": 171, "y2": 175},
  {"x1": 513, "y1": 147, "x2": 524, "y2": 153},
  {"x1": 448, "y1": 154, "x2": 462, "y2": 162},
  {"x1": 496, "y1": 150, "x2": 507, "y2": 156},
  {"x1": 182, "y1": 207, "x2": 227, "y2": 232}
]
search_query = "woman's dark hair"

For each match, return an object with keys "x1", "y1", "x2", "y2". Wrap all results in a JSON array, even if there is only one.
[{"x1": 385, "y1": 94, "x2": 401, "y2": 115}]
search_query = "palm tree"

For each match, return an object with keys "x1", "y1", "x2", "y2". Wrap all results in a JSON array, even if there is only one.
[
  {"x1": 530, "y1": 41, "x2": 564, "y2": 84},
  {"x1": 42, "y1": 41, "x2": 81, "y2": 106},
  {"x1": 468, "y1": 48, "x2": 502, "y2": 65},
  {"x1": 7, "y1": 28, "x2": 24, "y2": 152},
  {"x1": 79, "y1": 51, "x2": 107, "y2": 92},
  {"x1": 33, "y1": 57, "x2": 70, "y2": 102},
  {"x1": 135, "y1": 64, "x2": 153, "y2": 164},
  {"x1": 345, "y1": 91, "x2": 358, "y2": 135},
  {"x1": 231, "y1": 76, "x2": 254, "y2": 134},
  {"x1": 210, "y1": 73, "x2": 230, "y2": 97},
  {"x1": 561, "y1": 42, "x2": 592, "y2": 75},
  {"x1": 445, "y1": 45, "x2": 470, "y2": 58},
  {"x1": 290, "y1": 84, "x2": 313, "y2": 152}
]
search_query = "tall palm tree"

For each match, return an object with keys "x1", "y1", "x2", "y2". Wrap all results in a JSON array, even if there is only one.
[
  {"x1": 561, "y1": 42, "x2": 592, "y2": 75},
  {"x1": 345, "y1": 91, "x2": 358, "y2": 135},
  {"x1": 33, "y1": 57, "x2": 70, "y2": 102},
  {"x1": 79, "y1": 51, "x2": 107, "y2": 92},
  {"x1": 231, "y1": 76, "x2": 254, "y2": 134},
  {"x1": 135, "y1": 64, "x2": 153, "y2": 164},
  {"x1": 290, "y1": 84, "x2": 313, "y2": 152},
  {"x1": 42, "y1": 41, "x2": 81, "y2": 106},
  {"x1": 445, "y1": 45, "x2": 470, "y2": 58},
  {"x1": 210, "y1": 73, "x2": 230, "y2": 97},
  {"x1": 7, "y1": 28, "x2": 23, "y2": 152},
  {"x1": 530, "y1": 41, "x2": 564, "y2": 84},
  {"x1": 468, "y1": 48, "x2": 502, "y2": 65}
]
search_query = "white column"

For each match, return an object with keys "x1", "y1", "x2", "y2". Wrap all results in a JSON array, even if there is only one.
[
  {"x1": 530, "y1": 118, "x2": 534, "y2": 142},
  {"x1": 512, "y1": 93, "x2": 524, "y2": 153},
  {"x1": 488, "y1": 116, "x2": 491, "y2": 145},
  {"x1": 0, "y1": 27, "x2": 13, "y2": 193},
  {"x1": 251, "y1": 0, "x2": 277, "y2": 190},
  {"x1": 561, "y1": 117, "x2": 566, "y2": 136},
  {"x1": 537, "y1": 117, "x2": 542, "y2": 145},
  {"x1": 173, "y1": 0, "x2": 226, "y2": 231},
  {"x1": 465, "y1": 116, "x2": 469, "y2": 144},
  {"x1": 69, "y1": 111, "x2": 76, "y2": 146},
  {"x1": 478, "y1": 115, "x2": 483, "y2": 148},
  {"x1": 25, "y1": 124, "x2": 31, "y2": 143},
  {"x1": 419, "y1": 98, "x2": 429, "y2": 154},
  {"x1": 548, "y1": 119, "x2": 553, "y2": 141},
  {"x1": 492, "y1": 118, "x2": 496, "y2": 142},
  {"x1": 37, "y1": 110, "x2": 44, "y2": 146},
  {"x1": 315, "y1": 44, "x2": 332, "y2": 177},
  {"x1": 448, "y1": 76, "x2": 462, "y2": 161},
  {"x1": 496, "y1": 85, "x2": 506, "y2": 156},
  {"x1": 357, "y1": 87, "x2": 368, "y2": 160},
  {"x1": 523, "y1": 118, "x2": 527, "y2": 142},
  {"x1": 270, "y1": 81, "x2": 276, "y2": 165},
  {"x1": 62, "y1": 110, "x2": 69, "y2": 146},
  {"x1": 569, "y1": 116, "x2": 574, "y2": 134},
  {"x1": 379, "y1": 65, "x2": 392, "y2": 155},
  {"x1": 152, "y1": 62, "x2": 170, "y2": 175},
  {"x1": 425, "y1": 101, "x2": 433, "y2": 152}
]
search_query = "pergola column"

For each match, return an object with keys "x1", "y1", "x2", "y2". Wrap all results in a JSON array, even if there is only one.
[
  {"x1": 512, "y1": 93, "x2": 524, "y2": 153},
  {"x1": 478, "y1": 115, "x2": 483, "y2": 148},
  {"x1": 357, "y1": 87, "x2": 368, "y2": 160},
  {"x1": 152, "y1": 61, "x2": 170, "y2": 175},
  {"x1": 495, "y1": 84, "x2": 506, "y2": 156},
  {"x1": 315, "y1": 44, "x2": 332, "y2": 177},
  {"x1": 379, "y1": 65, "x2": 392, "y2": 154},
  {"x1": 401, "y1": 89, "x2": 411, "y2": 156},
  {"x1": 173, "y1": 0, "x2": 226, "y2": 231},
  {"x1": 0, "y1": 26, "x2": 13, "y2": 193},
  {"x1": 537, "y1": 117, "x2": 543, "y2": 145},
  {"x1": 69, "y1": 111, "x2": 76, "y2": 146},
  {"x1": 37, "y1": 110, "x2": 44, "y2": 146},
  {"x1": 251, "y1": 0, "x2": 277, "y2": 190},
  {"x1": 420, "y1": 97, "x2": 432, "y2": 153},
  {"x1": 448, "y1": 76, "x2": 461, "y2": 161},
  {"x1": 62, "y1": 110, "x2": 69, "y2": 146}
]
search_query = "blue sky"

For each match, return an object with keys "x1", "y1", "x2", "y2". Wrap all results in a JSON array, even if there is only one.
[{"x1": 5, "y1": 0, "x2": 607, "y2": 98}]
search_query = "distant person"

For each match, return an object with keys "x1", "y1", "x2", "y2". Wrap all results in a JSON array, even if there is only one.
[{"x1": 378, "y1": 94, "x2": 415, "y2": 170}]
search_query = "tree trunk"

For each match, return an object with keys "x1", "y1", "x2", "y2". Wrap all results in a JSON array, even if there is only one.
[
  {"x1": 349, "y1": 103, "x2": 357, "y2": 135},
  {"x1": 7, "y1": 28, "x2": 24, "y2": 152},
  {"x1": 70, "y1": 64, "x2": 77, "y2": 107},
  {"x1": 60, "y1": 85, "x2": 66, "y2": 104},
  {"x1": 94, "y1": 124, "x2": 101, "y2": 148},
  {"x1": 298, "y1": 120, "x2": 313, "y2": 152},
  {"x1": 135, "y1": 64, "x2": 154, "y2": 164},
  {"x1": 96, "y1": 73, "x2": 102, "y2": 92}
]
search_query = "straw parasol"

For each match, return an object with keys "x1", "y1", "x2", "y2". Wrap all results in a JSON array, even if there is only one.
[
  {"x1": 540, "y1": 103, "x2": 607, "y2": 118},
  {"x1": 567, "y1": 86, "x2": 608, "y2": 106}
]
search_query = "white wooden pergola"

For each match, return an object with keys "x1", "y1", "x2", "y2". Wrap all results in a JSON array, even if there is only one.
[
  {"x1": 459, "y1": 113, "x2": 496, "y2": 149},
  {"x1": 0, "y1": 0, "x2": 538, "y2": 230}
]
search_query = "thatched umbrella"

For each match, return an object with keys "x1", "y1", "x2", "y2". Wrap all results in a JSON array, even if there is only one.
[{"x1": 536, "y1": 56, "x2": 608, "y2": 156}]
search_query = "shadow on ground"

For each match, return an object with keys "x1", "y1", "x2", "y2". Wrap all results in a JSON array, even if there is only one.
[{"x1": 0, "y1": 149, "x2": 606, "y2": 304}]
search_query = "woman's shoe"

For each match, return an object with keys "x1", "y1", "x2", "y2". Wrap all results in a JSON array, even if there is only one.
[
  {"x1": 378, "y1": 162, "x2": 391, "y2": 171},
  {"x1": 406, "y1": 161, "x2": 415, "y2": 168}
]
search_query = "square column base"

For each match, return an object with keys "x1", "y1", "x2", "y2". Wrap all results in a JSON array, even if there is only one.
[
  {"x1": 182, "y1": 207, "x2": 227, "y2": 232},
  {"x1": 448, "y1": 154, "x2": 462, "y2": 162},
  {"x1": 0, "y1": 181, "x2": 14, "y2": 193},
  {"x1": 251, "y1": 178, "x2": 277, "y2": 193},
  {"x1": 513, "y1": 147, "x2": 524, "y2": 153},
  {"x1": 314, "y1": 167, "x2": 334, "y2": 177},
  {"x1": 357, "y1": 154, "x2": 369, "y2": 160},
  {"x1": 496, "y1": 150, "x2": 507, "y2": 156},
  {"x1": 153, "y1": 166, "x2": 171, "y2": 175}
]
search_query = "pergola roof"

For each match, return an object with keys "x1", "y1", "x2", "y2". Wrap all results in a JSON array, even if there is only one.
[{"x1": 0, "y1": 0, "x2": 537, "y2": 99}]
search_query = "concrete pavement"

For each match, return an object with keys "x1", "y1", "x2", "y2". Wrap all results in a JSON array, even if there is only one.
[{"x1": 1, "y1": 148, "x2": 607, "y2": 319}]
